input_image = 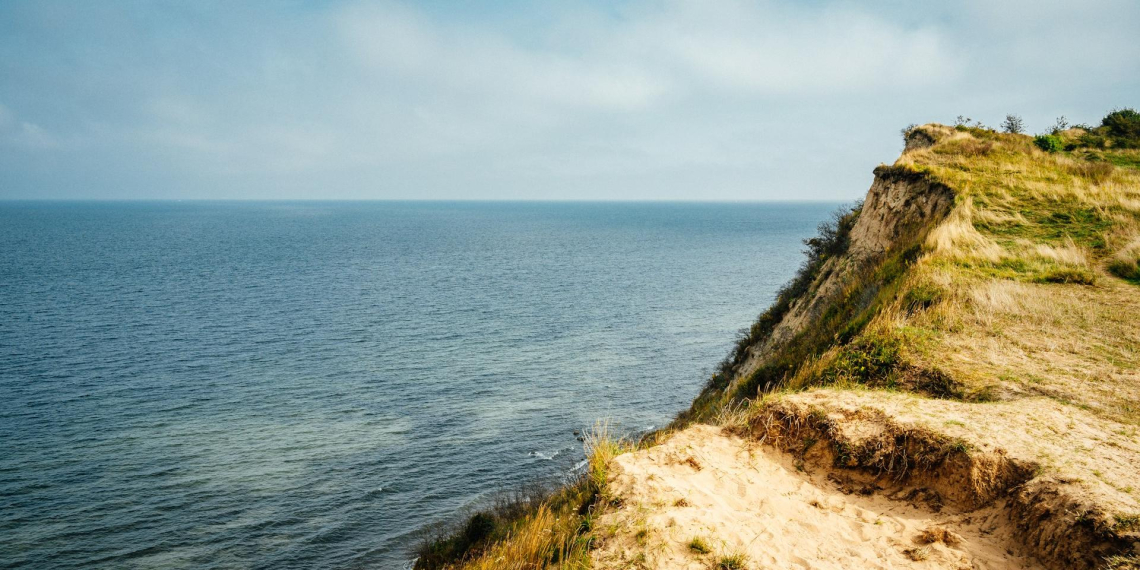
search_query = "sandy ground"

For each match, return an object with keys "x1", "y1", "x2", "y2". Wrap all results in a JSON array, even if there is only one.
[
  {"x1": 593, "y1": 425, "x2": 1045, "y2": 570},
  {"x1": 776, "y1": 389, "x2": 1140, "y2": 514}
]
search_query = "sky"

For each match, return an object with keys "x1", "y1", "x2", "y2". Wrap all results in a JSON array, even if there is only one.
[{"x1": 1, "y1": 1, "x2": 1138, "y2": 201}]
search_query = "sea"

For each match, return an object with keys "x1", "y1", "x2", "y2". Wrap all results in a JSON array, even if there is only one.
[{"x1": 0, "y1": 201, "x2": 836, "y2": 569}]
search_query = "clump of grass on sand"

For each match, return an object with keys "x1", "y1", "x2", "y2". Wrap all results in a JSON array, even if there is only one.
[
  {"x1": 714, "y1": 552, "x2": 749, "y2": 569},
  {"x1": 686, "y1": 535, "x2": 711, "y2": 554},
  {"x1": 413, "y1": 423, "x2": 631, "y2": 570}
]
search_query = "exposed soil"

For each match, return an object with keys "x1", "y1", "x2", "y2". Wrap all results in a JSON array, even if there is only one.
[{"x1": 593, "y1": 425, "x2": 1045, "y2": 570}]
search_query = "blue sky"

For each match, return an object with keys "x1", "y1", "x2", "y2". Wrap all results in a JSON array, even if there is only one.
[{"x1": 1, "y1": 0, "x2": 1138, "y2": 200}]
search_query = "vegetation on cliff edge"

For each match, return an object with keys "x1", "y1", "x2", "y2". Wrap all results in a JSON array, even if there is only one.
[{"x1": 413, "y1": 109, "x2": 1140, "y2": 569}]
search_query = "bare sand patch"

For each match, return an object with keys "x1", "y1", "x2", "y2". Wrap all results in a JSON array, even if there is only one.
[{"x1": 593, "y1": 425, "x2": 1044, "y2": 570}]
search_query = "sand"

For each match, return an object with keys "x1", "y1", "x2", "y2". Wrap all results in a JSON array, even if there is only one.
[{"x1": 592, "y1": 425, "x2": 1045, "y2": 570}]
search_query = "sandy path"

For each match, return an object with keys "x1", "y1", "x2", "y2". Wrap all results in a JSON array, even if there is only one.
[{"x1": 593, "y1": 425, "x2": 1045, "y2": 570}]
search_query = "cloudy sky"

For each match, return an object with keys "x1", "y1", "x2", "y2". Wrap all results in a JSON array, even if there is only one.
[{"x1": 1, "y1": 1, "x2": 1138, "y2": 201}]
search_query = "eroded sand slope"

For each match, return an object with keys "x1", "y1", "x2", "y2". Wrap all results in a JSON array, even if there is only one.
[{"x1": 593, "y1": 425, "x2": 1044, "y2": 570}]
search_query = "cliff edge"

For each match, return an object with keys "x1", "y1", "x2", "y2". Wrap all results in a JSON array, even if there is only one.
[{"x1": 415, "y1": 119, "x2": 1140, "y2": 570}]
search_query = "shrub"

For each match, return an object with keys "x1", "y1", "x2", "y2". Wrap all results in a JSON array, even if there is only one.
[
  {"x1": 954, "y1": 115, "x2": 989, "y2": 130},
  {"x1": 462, "y1": 513, "x2": 495, "y2": 544},
  {"x1": 1051, "y1": 116, "x2": 1069, "y2": 134},
  {"x1": 1082, "y1": 133, "x2": 1109, "y2": 149},
  {"x1": 900, "y1": 123, "x2": 921, "y2": 149},
  {"x1": 1064, "y1": 109, "x2": 1140, "y2": 150},
  {"x1": 1034, "y1": 134, "x2": 1063, "y2": 153},
  {"x1": 1102, "y1": 108, "x2": 1140, "y2": 142},
  {"x1": 1001, "y1": 114, "x2": 1025, "y2": 134}
]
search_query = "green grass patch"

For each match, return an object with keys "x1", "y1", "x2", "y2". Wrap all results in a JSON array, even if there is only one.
[
  {"x1": 903, "y1": 283, "x2": 943, "y2": 312},
  {"x1": 1109, "y1": 257, "x2": 1140, "y2": 282},
  {"x1": 1034, "y1": 266, "x2": 1097, "y2": 285},
  {"x1": 977, "y1": 205, "x2": 1112, "y2": 251},
  {"x1": 822, "y1": 334, "x2": 902, "y2": 387}
]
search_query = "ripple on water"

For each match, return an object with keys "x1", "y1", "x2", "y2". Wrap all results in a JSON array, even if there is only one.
[{"x1": 0, "y1": 201, "x2": 831, "y2": 568}]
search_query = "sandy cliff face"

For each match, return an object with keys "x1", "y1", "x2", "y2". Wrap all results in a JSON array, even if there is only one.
[
  {"x1": 682, "y1": 124, "x2": 1140, "y2": 570},
  {"x1": 424, "y1": 123, "x2": 1140, "y2": 570},
  {"x1": 731, "y1": 164, "x2": 954, "y2": 390}
]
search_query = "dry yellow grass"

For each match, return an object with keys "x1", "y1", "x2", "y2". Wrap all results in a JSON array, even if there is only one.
[
  {"x1": 422, "y1": 422, "x2": 635, "y2": 570},
  {"x1": 452, "y1": 504, "x2": 589, "y2": 570},
  {"x1": 885, "y1": 125, "x2": 1140, "y2": 423},
  {"x1": 434, "y1": 125, "x2": 1140, "y2": 569}
]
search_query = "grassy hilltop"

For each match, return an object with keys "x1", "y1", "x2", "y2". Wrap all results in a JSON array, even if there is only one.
[
  {"x1": 415, "y1": 110, "x2": 1140, "y2": 570},
  {"x1": 691, "y1": 110, "x2": 1140, "y2": 418}
]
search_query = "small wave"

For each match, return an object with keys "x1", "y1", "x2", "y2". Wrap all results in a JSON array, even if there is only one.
[
  {"x1": 528, "y1": 450, "x2": 561, "y2": 461},
  {"x1": 570, "y1": 459, "x2": 588, "y2": 472}
]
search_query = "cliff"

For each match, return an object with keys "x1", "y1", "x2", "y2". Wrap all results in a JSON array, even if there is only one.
[{"x1": 416, "y1": 122, "x2": 1140, "y2": 570}]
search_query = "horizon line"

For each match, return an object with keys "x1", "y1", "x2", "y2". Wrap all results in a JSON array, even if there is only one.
[{"x1": 0, "y1": 197, "x2": 853, "y2": 204}]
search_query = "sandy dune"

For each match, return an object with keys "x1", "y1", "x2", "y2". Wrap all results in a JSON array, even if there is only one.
[{"x1": 593, "y1": 425, "x2": 1045, "y2": 570}]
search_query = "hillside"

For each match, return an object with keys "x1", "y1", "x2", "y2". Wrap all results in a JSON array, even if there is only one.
[{"x1": 415, "y1": 116, "x2": 1140, "y2": 570}]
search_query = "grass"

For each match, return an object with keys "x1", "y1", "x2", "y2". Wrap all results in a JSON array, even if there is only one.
[
  {"x1": 903, "y1": 546, "x2": 930, "y2": 561},
  {"x1": 413, "y1": 423, "x2": 632, "y2": 570},
  {"x1": 714, "y1": 552, "x2": 749, "y2": 569},
  {"x1": 689, "y1": 119, "x2": 1140, "y2": 426},
  {"x1": 699, "y1": 117, "x2": 1140, "y2": 564},
  {"x1": 1108, "y1": 240, "x2": 1140, "y2": 281},
  {"x1": 422, "y1": 113, "x2": 1140, "y2": 568},
  {"x1": 898, "y1": 125, "x2": 1140, "y2": 421},
  {"x1": 1103, "y1": 553, "x2": 1140, "y2": 570},
  {"x1": 1114, "y1": 513, "x2": 1140, "y2": 531},
  {"x1": 686, "y1": 201, "x2": 862, "y2": 413},
  {"x1": 687, "y1": 536, "x2": 711, "y2": 555}
]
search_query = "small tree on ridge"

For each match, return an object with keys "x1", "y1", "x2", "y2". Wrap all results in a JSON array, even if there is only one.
[{"x1": 1002, "y1": 114, "x2": 1025, "y2": 134}]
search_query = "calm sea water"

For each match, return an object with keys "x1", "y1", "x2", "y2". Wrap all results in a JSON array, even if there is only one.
[{"x1": 0, "y1": 201, "x2": 834, "y2": 569}]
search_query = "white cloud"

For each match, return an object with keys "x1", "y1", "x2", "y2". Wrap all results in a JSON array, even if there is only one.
[
  {"x1": 628, "y1": 1, "x2": 957, "y2": 95},
  {"x1": 336, "y1": 0, "x2": 956, "y2": 107},
  {"x1": 336, "y1": 3, "x2": 674, "y2": 113},
  {"x1": 0, "y1": 1, "x2": 1137, "y2": 199},
  {"x1": 0, "y1": 102, "x2": 58, "y2": 149}
]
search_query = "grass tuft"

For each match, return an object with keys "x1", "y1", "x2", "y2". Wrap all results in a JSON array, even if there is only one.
[
  {"x1": 687, "y1": 536, "x2": 711, "y2": 555},
  {"x1": 903, "y1": 546, "x2": 930, "y2": 561},
  {"x1": 715, "y1": 552, "x2": 749, "y2": 569},
  {"x1": 413, "y1": 422, "x2": 631, "y2": 570},
  {"x1": 1108, "y1": 241, "x2": 1140, "y2": 281}
]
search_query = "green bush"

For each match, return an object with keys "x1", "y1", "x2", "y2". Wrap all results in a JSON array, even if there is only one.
[
  {"x1": 1033, "y1": 134, "x2": 1063, "y2": 153},
  {"x1": 1078, "y1": 131, "x2": 1109, "y2": 149},
  {"x1": 1042, "y1": 108, "x2": 1140, "y2": 150},
  {"x1": 1102, "y1": 108, "x2": 1140, "y2": 141}
]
